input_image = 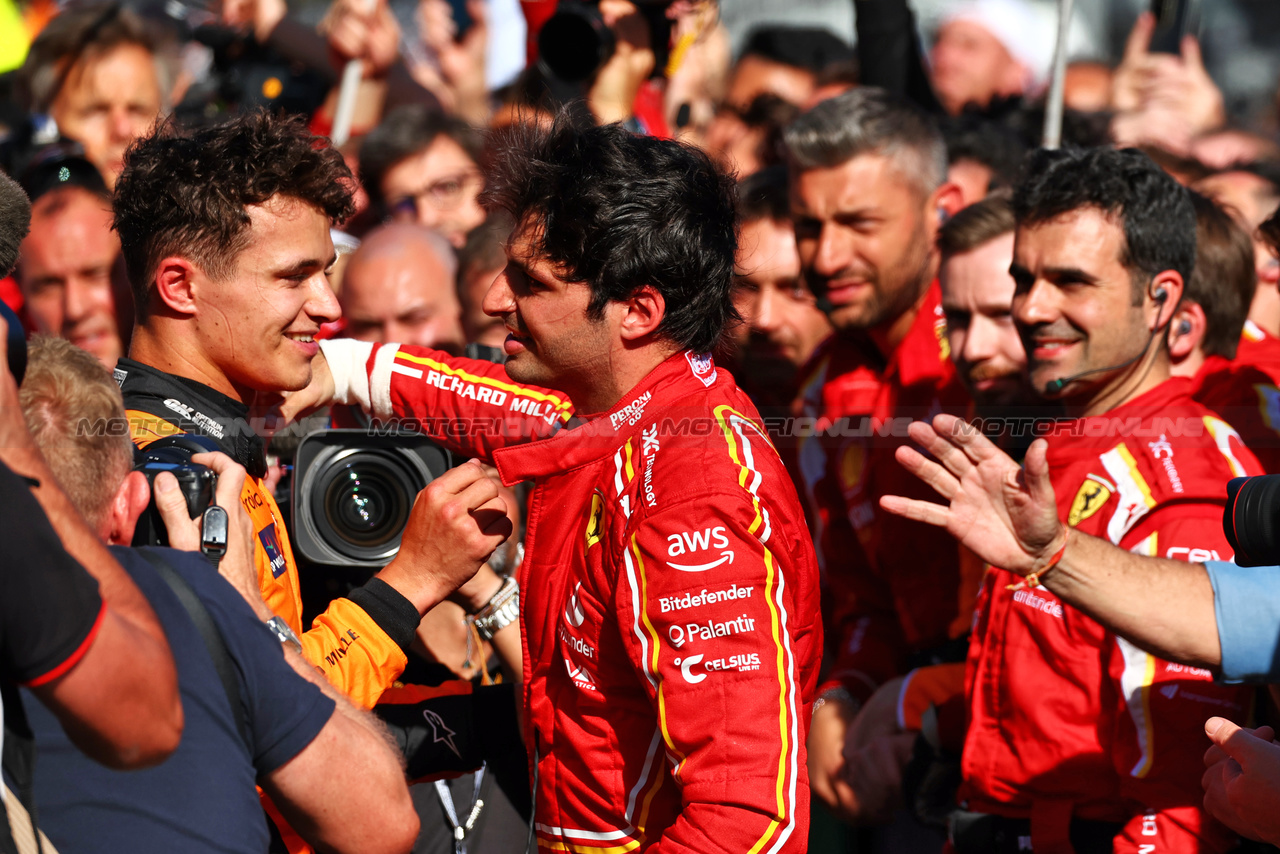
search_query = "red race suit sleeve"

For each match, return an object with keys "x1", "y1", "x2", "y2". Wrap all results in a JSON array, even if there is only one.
[
  {"x1": 616, "y1": 491, "x2": 809, "y2": 852},
  {"x1": 321, "y1": 339, "x2": 573, "y2": 463}
]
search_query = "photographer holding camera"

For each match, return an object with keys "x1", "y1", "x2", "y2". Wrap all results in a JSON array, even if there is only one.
[
  {"x1": 0, "y1": 174, "x2": 183, "y2": 850},
  {"x1": 17, "y1": 335, "x2": 420, "y2": 854}
]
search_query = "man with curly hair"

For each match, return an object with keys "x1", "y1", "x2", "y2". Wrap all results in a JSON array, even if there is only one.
[{"x1": 291, "y1": 117, "x2": 823, "y2": 853}]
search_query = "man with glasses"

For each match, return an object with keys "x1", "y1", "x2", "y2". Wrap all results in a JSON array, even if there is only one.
[{"x1": 359, "y1": 105, "x2": 486, "y2": 249}]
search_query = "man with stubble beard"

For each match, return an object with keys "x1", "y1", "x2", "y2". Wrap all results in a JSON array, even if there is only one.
[
  {"x1": 782, "y1": 87, "x2": 969, "y2": 821},
  {"x1": 818, "y1": 194, "x2": 1039, "y2": 836}
]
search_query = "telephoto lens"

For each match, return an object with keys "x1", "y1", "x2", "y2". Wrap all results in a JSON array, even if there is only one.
[
  {"x1": 292, "y1": 429, "x2": 452, "y2": 568},
  {"x1": 1224, "y1": 475, "x2": 1280, "y2": 566}
]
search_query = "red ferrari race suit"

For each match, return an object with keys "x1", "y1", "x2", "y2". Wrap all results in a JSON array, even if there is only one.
[
  {"x1": 795, "y1": 283, "x2": 975, "y2": 703},
  {"x1": 1193, "y1": 353, "x2": 1280, "y2": 473},
  {"x1": 961, "y1": 378, "x2": 1258, "y2": 852},
  {"x1": 1236, "y1": 318, "x2": 1280, "y2": 376},
  {"x1": 321, "y1": 339, "x2": 823, "y2": 853}
]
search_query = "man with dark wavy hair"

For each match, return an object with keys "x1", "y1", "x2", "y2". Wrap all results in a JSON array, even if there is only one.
[{"x1": 290, "y1": 117, "x2": 823, "y2": 853}]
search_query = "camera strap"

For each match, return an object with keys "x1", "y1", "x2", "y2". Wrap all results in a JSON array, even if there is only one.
[
  {"x1": 137, "y1": 550, "x2": 252, "y2": 752},
  {"x1": 434, "y1": 763, "x2": 486, "y2": 854}
]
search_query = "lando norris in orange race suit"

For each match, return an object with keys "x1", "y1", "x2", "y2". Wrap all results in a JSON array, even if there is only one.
[
  {"x1": 110, "y1": 113, "x2": 513, "y2": 852},
  {"x1": 290, "y1": 121, "x2": 822, "y2": 853},
  {"x1": 886, "y1": 148, "x2": 1260, "y2": 853}
]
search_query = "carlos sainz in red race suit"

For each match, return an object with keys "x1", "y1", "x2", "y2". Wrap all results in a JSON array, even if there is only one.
[{"x1": 288, "y1": 121, "x2": 823, "y2": 853}]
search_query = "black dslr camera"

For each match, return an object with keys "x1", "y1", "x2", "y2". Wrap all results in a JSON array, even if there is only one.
[
  {"x1": 291, "y1": 429, "x2": 453, "y2": 569},
  {"x1": 132, "y1": 435, "x2": 219, "y2": 547},
  {"x1": 537, "y1": 0, "x2": 675, "y2": 83},
  {"x1": 1223, "y1": 475, "x2": 1280, "y2": 566}
]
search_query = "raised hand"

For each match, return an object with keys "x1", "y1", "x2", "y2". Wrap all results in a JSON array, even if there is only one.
[{"x1": 878, "y1": 413, "x2": 1065, "y2": 577}]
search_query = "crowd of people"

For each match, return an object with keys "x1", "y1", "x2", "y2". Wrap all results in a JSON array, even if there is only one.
[{"x1": 6, "y1": 0, "x2": 1280, "y2": 852}]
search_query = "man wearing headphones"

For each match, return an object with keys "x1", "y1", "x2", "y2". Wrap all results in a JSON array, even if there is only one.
[{"x1": 888, "y1": 148, "x2": 1261, "y2": 853}]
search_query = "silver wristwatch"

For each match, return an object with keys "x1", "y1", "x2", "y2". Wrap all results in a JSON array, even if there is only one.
[
  {"x1": 266, "y1": 615, "x2": 304, "y2": 655},
  {"x1": 471, "y1": 576, "x2": 520, "y2": 641}
]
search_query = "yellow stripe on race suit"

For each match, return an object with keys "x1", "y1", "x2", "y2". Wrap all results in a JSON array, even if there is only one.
[
  {"x1": 535, "y1": 823, "x2": 644, "y2": 853},
  {"x1": 713, "y1": 405, "x2": 800, "y2": 853},
  {"x1": 628, "y1": 536, "x2": 689, "y2": 779},
  {"x1": 1099, "y1": 443, "x2": 1157, "y2": 545},
  {"x1": 537, "y1": 837, "x2": 642, "y2": 854},
  {"x1": 1203, "y1": 415, "x2": 1250, "y2": 477},
  {"x1": 394, "y1": 350, "x2": 573, "y2": 418},
  {"x1": 1118, "y1": 532, "x2": 1160, "y2": 778}
]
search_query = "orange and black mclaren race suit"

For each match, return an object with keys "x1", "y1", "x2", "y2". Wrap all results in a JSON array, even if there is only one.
[
  {"x1": 794, "y1": 283, "x2": 976, "y2": 705},
  {"x1": 116, "y1": 357, "x2": 425, "y2": 852},
  {"x1": 956, "y1": 379, "x2": 1259, "y2": 853},
  {"x1": 320, "y1": 339, "x2": 823, "y2": 853}
]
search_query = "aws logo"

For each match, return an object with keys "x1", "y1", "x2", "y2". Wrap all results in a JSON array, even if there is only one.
[
  {"x1": 666, "y1": 526, "x2": 735, "y2": 572},
  {"x1": 1068, "y1": 475, "x2": 1113, "y2": 528}
]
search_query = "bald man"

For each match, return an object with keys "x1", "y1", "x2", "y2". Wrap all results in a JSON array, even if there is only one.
[{"x1": 339, "y1": 223, "x2": 466, "y2": 353}]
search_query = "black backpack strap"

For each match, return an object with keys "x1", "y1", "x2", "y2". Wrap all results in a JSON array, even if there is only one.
[{"x1": 137, "y1": 550, "x2": 252, "y2": 752}]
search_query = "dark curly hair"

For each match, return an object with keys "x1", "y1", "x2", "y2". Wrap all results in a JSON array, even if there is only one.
[
  {"x1": 113, "y1": 109, "x2": 355, "y2": 319},
  {"x1": 483, "y1": 117, "x2": 739, "y2": 354},
  {"x1": 1013, "y1": 147, "x2": 1196, "y2": 300}
]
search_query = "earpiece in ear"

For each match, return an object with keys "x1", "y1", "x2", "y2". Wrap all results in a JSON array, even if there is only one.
[
  {"x1": 1177, "y1": 319, "x2": 1192, "y2": 336},
  {"x1": 1153, "y1": 287, "x2": 1169, "y2": 302}
]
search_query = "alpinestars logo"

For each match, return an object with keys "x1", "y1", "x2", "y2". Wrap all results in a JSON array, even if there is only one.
[{"x1": 422, "y1": 709, "x2": 461, "y2": 758}]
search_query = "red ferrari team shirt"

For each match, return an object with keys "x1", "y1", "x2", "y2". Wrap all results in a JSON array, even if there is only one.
[
  {"x1": 962, "y1": 378, "x2": 1258, "y2": 853},
  {"x1": 795, "y1": 283, "x2": 974, "y2": 702}
]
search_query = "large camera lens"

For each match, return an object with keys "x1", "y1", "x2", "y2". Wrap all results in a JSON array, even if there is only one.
[
  {"x1": 1224, "y1": 475, "x2": 1280, "y2": 566},
  {"x1": 537, "y1": 1, "x2": 616, "y2": 82},
  {"x1": 310, "y1": 448, "x2": 424, "y2": 563},
  {"x1": 324, "y1": 460, "x2": 410, "y2": 547}
]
